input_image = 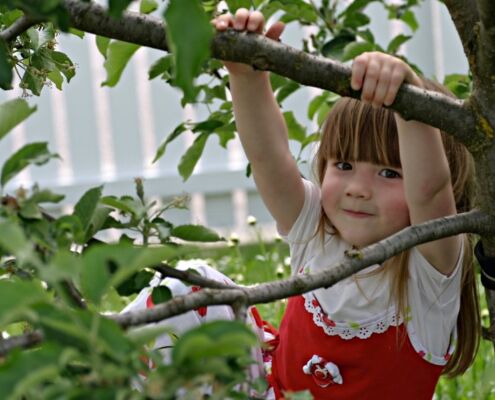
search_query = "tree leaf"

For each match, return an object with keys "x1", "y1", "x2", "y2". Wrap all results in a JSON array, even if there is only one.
[
  {"x1": 170, "y1": 224, "x2": 224, "y2": 242},
  {"x1": 51, "y1": 51, "x2": 75, "y2": 82},
  {"x1": 342, "y1": 41, "x2": 376, "y2": 62},
  {"x1": 108, "y1": 0, "x2": 134, "y2": 17},
  {"x1": 321, "y1": 32, "x2": 356, "y2": 60},
  {"x1": 387, "y1": 34, "x2": 411, "y2": 54},
  {"x1": 151, "y1": 285, "x2": 172, "y2": 304},
  {"x1": 96, "y1": 35, "x2": 110, "y2": 59},
  {"x1": 140, "y1": 0, "x2": 158, "y2": 14},
  {"x1": 276, "y1": 81, "x2": 300, "y2": 104},
  {"x1": 73, "y1": 186, "x2": 103, "y2": 236},
  {"x1": 1, "y1": 142, "x2": 58, "y2": 187},
  {"x1": 102, "y1": 41, "x2": 140, "y2": 87},
  {"x1": 0, "y1": 99, "x2": 36, "y2": 141},
  {"x1": 401, "y1": 10, "x2": 418, "y2": 32},
  {"x1": 0, "y1": 279, "x2": 48, "y2": 328},
  {"x1": 0, "y1": 344, "x2": 62, "y2": 399},
  {"x1": 178, "y1": 132, "x2": 209, "y2": 181},
  {"x1": 164, "y1": 0, "x2": 213, "y2": 102},
  {"x1": 284, "y1": 111, "x2": 306, "y2": 143},
  {"x1": 225, "y1": 0, "x2": 251, "y2": 12},
  {"x1": 153, "y1": 123, "x2": 187, "y2": 163},
  {"x1": 149, "y1": 55, "x2": 173, "y2": 80},
  {"x1": 81, "y1": 244, "x2": 176, "y2": 305}
]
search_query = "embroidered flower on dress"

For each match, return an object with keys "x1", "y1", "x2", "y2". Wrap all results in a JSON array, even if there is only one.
[{"x1": 303, "y1": 355, "x2": 343, "y2": 387}]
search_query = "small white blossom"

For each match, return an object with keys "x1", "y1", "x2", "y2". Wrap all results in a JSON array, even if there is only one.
[{"x1": 247, "y1": 215, "x2": 257, "y2": 226}]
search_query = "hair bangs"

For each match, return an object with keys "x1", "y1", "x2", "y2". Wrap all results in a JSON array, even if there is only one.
[{"x1": 319, "y1": 98, "x2": 401, "y2": 168}]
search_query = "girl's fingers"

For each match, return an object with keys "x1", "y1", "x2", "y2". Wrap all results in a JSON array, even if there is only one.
[
  {"x1": 247, "y1": 10, "x2": 265, "y2": 33},
  {"x1": 215, "y1": 14, "x2": 233, "y2": 30},
  {"x1": 265, "y1": 20, "x2": 285, "y2": 40},
  {"x1": 383, "y1": 65, "x2": 406, "y2": 106},
  {"x1": 351, "y1": 53, "x2": 369, "y2": 91},
  {"x1": 372, "y1": 66, "x2": 392, "y2": 107},
  {"x1": 234, "y1": 8, "x2": 249, "y2": 30},
  {"x1": 361, "y1": 58, "x2": 380, "y2": 103}
]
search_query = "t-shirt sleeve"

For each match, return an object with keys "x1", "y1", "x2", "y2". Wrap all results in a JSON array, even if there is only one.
[
  {"x1": 279, "y1": 179, "x2": 322, "y2": 274},
  {"x1": 408, "y1": 243, "x2": 464, "y2": 356}
]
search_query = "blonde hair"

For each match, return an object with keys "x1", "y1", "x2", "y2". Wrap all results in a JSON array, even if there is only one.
[{"x1": 313, "y1": 83, "x2": 479, "y2": 377}]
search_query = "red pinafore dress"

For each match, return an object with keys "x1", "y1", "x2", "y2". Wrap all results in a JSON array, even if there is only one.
[{"x1": 266, "y1": 294, "x2": 447, "y2": 399}]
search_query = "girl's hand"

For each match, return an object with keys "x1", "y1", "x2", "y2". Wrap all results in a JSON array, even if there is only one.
[
  {"x1": 212, "y1": 9, "x2": 285, "y2": 76},
  {"x1": 350, "y1": 51, "x2": 423, "y2": 108}
]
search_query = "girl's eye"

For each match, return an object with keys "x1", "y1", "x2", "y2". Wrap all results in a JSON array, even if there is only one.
[
  {"x1": 379, "y1": 168, "x2": 401, "y2": 179},
  {"x1": 335, "y1": 162, "x2": 352, "y2": 170}
]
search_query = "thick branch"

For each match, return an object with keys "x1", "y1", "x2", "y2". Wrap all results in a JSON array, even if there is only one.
[
  {"x1": 474, "y1": 0, "x2": 495, "y2": 103},
  {"x1": 64, "y1": 0, "x2": 169, "y2": 51},
  {"x1": 57, "y1": 1, "x2": 484, "y2": 152},
  {"x1": 443, "y1": 0, "x2": 480, "y2": 70},
  {"x1": 0, "y1": 15, "x2": 41, "y2": 42},
  {"x1": 0, "y1": 331, "x2": 43, "y2": 357},
  {"x1": 112, "y1": 210, "x2": 495, "y2": 328}
]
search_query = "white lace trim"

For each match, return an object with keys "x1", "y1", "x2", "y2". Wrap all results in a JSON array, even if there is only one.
[{"x1": 303, "y1": 292, "x2": 455, "y2": 366}]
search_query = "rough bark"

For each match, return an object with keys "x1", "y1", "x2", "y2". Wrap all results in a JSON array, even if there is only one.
[
  {"x1": 443, "y1": 0, "x2": 480, "y2": 71},
  {"x1": 0, "y1": 15, "x2": 40, "y2": 41},
  {"x1": 112, "y1": 210, "x2": 495, "y2": 328},
  {"x1": 56, "y1": 1, "x2": 483, "y2": 151}
]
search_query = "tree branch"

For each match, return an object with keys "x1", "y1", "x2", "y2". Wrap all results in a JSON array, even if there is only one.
[
  {"x1": 474, "y1": 0, "x2": 495, "y2": 103},
  {"x1": 0, "y1": 331, "x2": 43, "y2": 357},
  {"x1": 0, "y1": 15, "x2": 41, "y2": 42},
  {"x1": 111, "y1": 210, "x2": 495, "y2": 329},
  {"x1": 153, "y1": 264, "x2": 237, "y2": 290},
  {"x1": 57, "y1": 1, "x2": 484, "y2": 152},
  {"x1": 64, "y1": 0, "x2": 169, "y2": 51},
  {"x1": 443, "y1": 0, "x2": 480, "y2": 71}
]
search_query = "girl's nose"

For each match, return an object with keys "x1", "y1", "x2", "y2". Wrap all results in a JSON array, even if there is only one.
[{"x1": 345, "y1": 174, "x2": 372, "y2": 199}]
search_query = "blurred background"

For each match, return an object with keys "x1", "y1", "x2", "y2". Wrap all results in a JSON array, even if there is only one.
[{"x1": 0, "y1": 0, "x2": 468, "y2": 241}]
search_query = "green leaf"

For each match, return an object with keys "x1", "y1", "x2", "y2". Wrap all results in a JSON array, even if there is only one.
[
  {"x1": 0, "y1": 99, "x2": 36, "y2": 141},
  {"x1": 20, "y1": 68, "x2": 44, "y2": 96},
  {"x1": 170, "y1": 224, "x2": 224, "y2": 242},
  {"x1": 0, "y1": 344, "x2": 62, "y2": 399},
  {"x1": 108, "y1": 0, "x2": 134, "y2": 17},
  {"x1": 149, "y1": 55, "x2": 174, "y2": 80},
  {"x1": 444, "y1": 74, "x2": 471, "y2": 99},
  {"x1": 51, "y1": 51, "x2": 75, "y2": 82},
  {"x1": 81, "y1": 244, "x2": 177, "y2": 305},
  {"x1": 225, "y1": 0, "x2": 251, "y2": 12},
  {"x1": 276, "y1": 81, "x2": 300, "y2": 104},
  {"x1": 140, "y1": 0, "x2": 158, "y2": 14},
  {"x1": 0, "y1": 40, "x2": 13, "y2": 89},
  {"x1": 151, "y1": 285, "x2": 173, "y2": 304},
  {"x1": 96, "y1": 35, "x2": 111, "y2": 59},
  {"x1": 343, "y1": 11, "x2": 370, "y2": 29},
  {"x1": 164, "y1": 0, "x2": 213, "y2": 102},
  {"x1": 102, "y1": 41, "x2": 140, "y2": 87},
  {"x1": 386, "y1": 34, "x2": 411, "y2": 54},
  {"x1": 153, "y1": 123, "x2": 187, "y2": 163},
  {"x1": 47, "y1": 69, "x2": 63, "y2": 89},
  {"x1": 68, "y1": 28, "x2": 85, "y2": 38},
  {"x1": 339, "y1": 0, "x2": 377, "y2": 17},
  {"x1": 73, "y1": 186, "x2": 103, "y2": 236},
  {"x1": 284, "y1": 111, "x2": 306, "y2": 143},
  {"x1": 401, "y1": 10, "x2": 418, "y2": 32},
  {"x1": 321, "y1": 32, "x2": 356, "y2": 60},
  {"x1": 173, "y1": 320, "x2": 256, "y2": 367},
  {"x1": 1, "y1": 142, "x2": 58, "y2": 187},
  {"x1": 0, "y1": 279, "x2": 48, "y2": 327},
  {"x1": 178, "y1": 132, "x2": 209, "y2": 180},
  {"x1": 342, "y1": 41, "x2": 376, "y2": 62}
]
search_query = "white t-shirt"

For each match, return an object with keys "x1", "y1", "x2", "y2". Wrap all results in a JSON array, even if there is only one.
[{"x1": 282, "y1": 179, "x2": 462, "y2": 364}]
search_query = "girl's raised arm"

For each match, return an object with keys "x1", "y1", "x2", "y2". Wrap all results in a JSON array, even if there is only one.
[
  {"x1": 214, "y1": 10, "x2": 305, "y2": 235},
  {"x1": 351, "y1": 52, "x2": 461, "y2": 275}
]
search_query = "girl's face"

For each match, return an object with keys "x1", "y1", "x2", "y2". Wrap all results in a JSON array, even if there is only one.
[{"x1": 321, "y1": 159, "x2": 410, "y2": 248}]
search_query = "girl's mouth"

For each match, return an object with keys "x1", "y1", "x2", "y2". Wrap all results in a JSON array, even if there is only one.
[{"x1": 342, "y1": 209, "x2": 373, "y2": 218}]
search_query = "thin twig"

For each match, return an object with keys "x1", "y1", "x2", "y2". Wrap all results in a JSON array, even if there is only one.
[
  {"x1": 0, "y1": 331, "x2": 44, "y2": 357},
  {"x1": 0, "y1": 16, "x2": 41, "y2": 42},
  {"x1": 153, "y1": 264, "x2": 237, "y2": 290}
]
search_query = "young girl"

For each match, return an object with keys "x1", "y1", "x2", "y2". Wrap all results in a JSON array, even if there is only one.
[
  {"x1": 124, "y1": 10, "x2": 480, "y2": 400},
  {"x1": 211, "y1": 9, "x2": 480, "y2": 399}
]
